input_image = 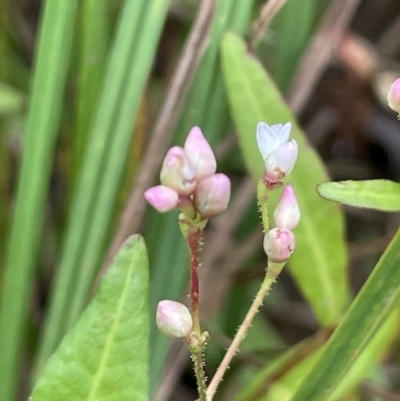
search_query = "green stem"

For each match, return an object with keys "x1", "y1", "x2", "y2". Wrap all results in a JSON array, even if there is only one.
[
  {"x1": 206, "y1": 261, "x2": 285, "y2": 400},
  {"x1": 191, "y1": 345, "x2": 207, "y2": 401},
  {"x1": 257, "y1": 178, "x2": 270, "y2": 232}
]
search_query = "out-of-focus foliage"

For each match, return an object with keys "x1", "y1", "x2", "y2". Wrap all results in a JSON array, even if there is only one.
[{"x1": 1, "y1": 0, "x2": 400, "y2": 400}]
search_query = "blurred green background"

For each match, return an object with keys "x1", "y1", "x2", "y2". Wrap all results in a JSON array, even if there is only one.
[{"x1": 1, "y1": 0, "x2": 400, "y2": 400}]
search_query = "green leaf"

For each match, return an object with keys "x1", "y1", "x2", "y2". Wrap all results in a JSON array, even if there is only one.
[
  {"x1": 317, "y1": 180, "x2": 400, "y2": 211},
  {"x1": 0, "y1": 1, "x2": 79, "y2": 399},
  {"x1": 31, "y1": 235, "x2": 149, "y2": 401},
  {"x1": 38, "y1": 0, "x2": 171, "y2": 372},
  {"x1": 73, "y1": 0, "x2": 111, "y2": 177},
  {"x1": 237, "y1": 308, "x2": 398, "y2": 401},
  {"x1": 272, "y1": 0, "x2": 316, "y2": 91},
  {"x1": 290, "y1": 228, "x2": 400, "y2": 401},
  {"x1": 221, "y1": 32, "x2": 349, "y2": 326},
  {"x1": 0, "y1": 82, "x2": 24, "y2": 115}
]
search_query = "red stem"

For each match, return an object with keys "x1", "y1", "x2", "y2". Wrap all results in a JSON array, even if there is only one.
[{"x1": 188, "y1": 228, "x2": 202, "y2": 333}]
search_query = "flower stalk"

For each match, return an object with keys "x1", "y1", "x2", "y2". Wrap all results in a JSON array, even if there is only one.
[
  {"x1": 187, "y1": 226, "x2": 203, "y2": 334},
  {"x1": 257, "y1": 178, "x2": 270, "y2": 232},
  {"x1": 190, "y1": 346, "x2": 207, "y2": 401},
  {"x1": 206, "y1": 261, "x2": 285, "y2": 400},
  {"x1": 206, "y1": 121, "x2": 300, "y2": 399}
]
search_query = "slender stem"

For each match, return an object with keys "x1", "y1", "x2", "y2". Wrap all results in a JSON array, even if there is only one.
[
  {"x1": 191, "y1": 347, "x2": 207, "y2": 401},
  {"x1": 186, "y1": 224, "x2": 208, "y2": 400},
  {"x1": 206, "y1": 263, "x2": 284, "y2": 401},
  {"x1": 257, "y1": 178, "x2": 270, "y2": 232},
  {"x1": 188, "y1": 227, "x2": 202, "y2": 333}
]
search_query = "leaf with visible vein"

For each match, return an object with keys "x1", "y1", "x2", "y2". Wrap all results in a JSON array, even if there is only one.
[
  {"x1": 31, "y1": 235, "x2": 149, "y2": 401},
  {"x1": 317, "y1": 180, "x2": 400, "y2": 211}
]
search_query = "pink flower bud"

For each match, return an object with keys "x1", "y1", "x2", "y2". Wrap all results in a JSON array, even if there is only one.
[
  {"x1": 256, "y1": 122, "x2": 292, "y2": 160},
  {"x1": 156, "y1": 300, "x2": 193, "y2": 338},
  {"x1": 194, "y1": 173, "x2": 231, "y2": 218},
  {"x1": 184, "y1": 126, "x2": 217, "y2": 179},
  {"x1": 144, "y1": 185, "x2": 179, "y2": 213},
  {"x1": 264, "y1": 140, "x2": 298, "y2": 183},
  {"x1": 387, "y1": 78, "x2": 400, "y2": 114},
  {"x1": 160, "y1": 146, "x2": 197, "y2": 195},
  {"x1": 274, "y1": 185, "x2": 300, "y2": 230},
  {"x1": 263, "y1": 228, "x2": 296, "y2": 263}
]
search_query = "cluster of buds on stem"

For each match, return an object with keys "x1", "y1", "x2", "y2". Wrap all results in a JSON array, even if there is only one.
[
  {"x1": 256, "y1": 122, "x2": 300, "y2": 262},
  {"x1": 145, "y1": 126, "x2": 231, "y2": 220},
  {"x1": 147, "y1": 127, "x2": 231, "y2": 343}
]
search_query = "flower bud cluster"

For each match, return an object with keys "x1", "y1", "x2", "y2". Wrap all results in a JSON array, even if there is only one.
[
  {"x1": 145, "y1": 126, "x2": 231, "y2": 219},
  {"x1": 256, "y1": 122, "x2": 298, "y2": 186},
  {"x1": 263, "y1": 185, "x2": 300, "y2": 262}
]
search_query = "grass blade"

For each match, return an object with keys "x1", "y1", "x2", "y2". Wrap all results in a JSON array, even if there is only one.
[
  {"x1": 291, "y1": 228, "x2": 400, "y2": 401},
  {"x1": 37, "y1": 0, "x2": 171, "y2": 373},
  {"x1": 0, "y1": 1, "x2": 79, "y2": 399}
]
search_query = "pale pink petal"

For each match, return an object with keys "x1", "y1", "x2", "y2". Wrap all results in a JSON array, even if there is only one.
[
  {"x1": 144, "y1": 185, "x2": 179, "y2": 212},
  {"x1": 160, "y1": 146, "x2": 197, "y2": 195},
  {"x1": 194, "y1": 173, "x2": 231, "y2": 218},
  {"x1": 156, "y1": 300, "x2": 193, "y2": 338},
  {"x1": 184, "y1": 126, "x2": 216, "y2": 179},
  {"x1": 274, "y1": 185, "x2": 300, "y2": 230}
]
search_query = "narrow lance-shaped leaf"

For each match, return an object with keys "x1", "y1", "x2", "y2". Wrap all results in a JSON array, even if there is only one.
[
  {"x1": 317, "y1": 179, "x2": 400, "y2": 211},
  {"x1": 38, "y1": 0, "x2": 172, "y2": 372},
  {"x1": 221, "y1": 32, "x2": 349, "y2": 326},
  {"x1": 0, "y1": 1, "x2": 79, "y2": 399},
  {"x1": 31, "y1": 235, "x2": 149, "y2": 401},
  {"x1": 236, "y1": 309, "x2": 398, "y2": 401},
  {"x1": 291, "y1": 228, "x2": 400, "y2": 401}
]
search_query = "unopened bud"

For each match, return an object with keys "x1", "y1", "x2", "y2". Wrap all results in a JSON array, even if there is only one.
[
  {"x1": 184, "y1": 126, "x2": 217, "y2": 179},
  {"x1": 264, "y1": 140, "x2": 298, "y2": 183},
  {"x1": 274, "y1": 185, "x2": 300, "y2": 229},
  {"x1": 144, "y1": 185, "x2": 179, "y2": 213},
  {"x1": 263, "y1": 228, "x2": 296, "y2": 263},
  {"x1": 160, "y1": 146, "x2": 197, "y2": 195},
  {"x1": 387, "y1": 78, "x2": 400, "y2": 114},
  {"x1": 156, "y1": 300, "x2": 193, "y2": 338},
  {"x1": 194, "y1": 173, "x2": 231, "y2": 218}
]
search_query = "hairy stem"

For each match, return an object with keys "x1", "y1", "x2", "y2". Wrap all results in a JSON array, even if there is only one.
[
  {"x1": 188, "y1": 227, "x2": 203, "y2": 333},
  {"x1": 257, "y1": 178, "x2": 270, "y2": 232},
  {"x1": 191, "y1": 346, "x2": 207, "y2": 401},
  {"x1": 206, "y1": 262, "x2": 284, "y2": 400}
]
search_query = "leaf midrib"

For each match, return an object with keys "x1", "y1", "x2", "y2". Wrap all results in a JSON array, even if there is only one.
[{"x1": 86, "y1": 250, "x2": 135, "y2": 399}]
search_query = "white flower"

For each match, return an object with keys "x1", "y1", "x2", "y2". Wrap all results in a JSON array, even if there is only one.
[{"x1": 256, "y1": 122, "x2": 298, "y2": 183}]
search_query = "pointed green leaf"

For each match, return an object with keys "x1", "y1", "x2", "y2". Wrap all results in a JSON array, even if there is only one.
[
  {"x1": 317, "y1": 180, "x2": 400, "y2": 211},
  {"x1": 0, "y1": 1, "x2": 79, "y2": 398},
  {"x1": 31, "y1": 235, "x2": 149, "y2": 401},
  {"x1": 237, "y1": 310, "x2": 398, "y2": 401},
  {"x1": 221, "y1": 32, "x2": 349, "y2": 326},
  {"x1": 291, "y1": 228, "x2": 400, "y2": 401}
]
